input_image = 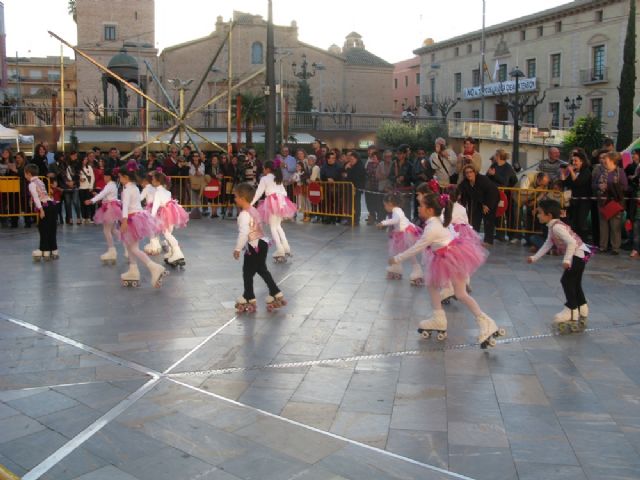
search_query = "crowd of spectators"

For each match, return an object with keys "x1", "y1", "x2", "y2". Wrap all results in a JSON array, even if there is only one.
[{"x1": 1, "y1": 136, "x2": 639, "y2": 257}]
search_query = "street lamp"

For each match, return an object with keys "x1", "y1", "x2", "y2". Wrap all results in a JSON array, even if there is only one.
[
  {"x1": 292, "y1": 54, "x2": 317, "y2": 80},
  {"x1": 276, "y1": 50, "x2": 293, "y2": 147},
  {"x1": 510, "y1": 66, "x2": 525, "y2": 172},
  {"x1": 564, "y1": 95, "x2": 582, "y2": 127},
  {"x1": 315, "y1": 62, "x2": 325, "y2": 111}
]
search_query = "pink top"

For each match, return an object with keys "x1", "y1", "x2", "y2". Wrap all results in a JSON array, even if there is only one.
[
  {"x1": 235, "y1": 207, "x2": 265, "y2": 251},
  {"x1": 28, "y1": 177, "x2": 52, "y2": 210}
]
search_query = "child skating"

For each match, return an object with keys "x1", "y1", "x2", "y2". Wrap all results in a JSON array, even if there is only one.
[
  {"x1": 117, "y1": 168, "x2": 168, "y2": 288},
  {"x1": 139, "y1": 173, "x2": 162, "y2": 256},
  {"x1": 251, "y1": 160, "x2": 297, "y2": 263},
  {"x1": 25, "y1": 164, "x2": 58, "y2": 261},
  {"x1": 150, "y1": 171, "x2": 189, "y2": 269},
  {"x1": 85, "y1": 168, "x2": 121, "y2": 265},
  {"x1": 376, "y1": 192, "x2": 423, "y2": 285},
  {"x1": 234, "y1": 183, "x2": 286, "y2": 312},
  {"x1": 527, "y1": 199, "x2": 590, "y2": 332},
  {"x1": 390, "y1": 194, "x2": 505, "y2": 348}
]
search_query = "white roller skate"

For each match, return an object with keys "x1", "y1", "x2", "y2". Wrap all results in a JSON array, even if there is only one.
[
  {"x1": 164, "y1": 246, "x2": 185, "y2": 269},
  {"x1": 42, "y1": 251, "x2": 51, "y2": 262},
  {"x1": 553, "y1": 307, "x2": 583, "y2": 333},
  {"x1": 417, "y1": 309, "x2": 448, "y2": 341},
  {"x1": 161, "y1": 240, "x2": 170, "y2": 254},
  {"x1": 273, "y1": 249, "x2": 287, "y2": 264},
  {"x1": 578, "y1": 303, "x2": 589, "y2": 320},
  {"x1": 144, "y1": 237, "x2": 162, "y2": 256},
  {"x1": 409, "y1": 264, "x2": 424, "y2": 287},
  {"x1": 266, "y1": 292, "x2": 287, "y2": 312},
  {"x1": 148, "y1": 261, "x2": 169, "y2": 288},
  {"x1": 235, "y1": 296, "x2": 257, "y2": 313},
  {"x1": 32, "y1": 249, "x2": 43, "y2": 262},
  {"x1": 100, "y1": 247, "x2": 117, "y2": 265},
  {"x1": 121, "y1": 263, "x2": 140, "y2": 287},
  {"x1": 386, "y1": 263, "x2": 403, "y2": 280},
  {"x1": 51, "y1": 250, "x2": 59, "y2": 260},
  {"x1": 440, "y1": 284, "x2": 456, "y2": 305},
  {"x1": 477, "y1": 313, "x2": 506, "y2": 348}
]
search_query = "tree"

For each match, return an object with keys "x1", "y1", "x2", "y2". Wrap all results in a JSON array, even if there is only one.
[
  {"x1": 561, "y1": 115, "x2": 605, "y2": 158},
  {"x1": 376, "y1": 121, "x2": 448, "y2": 151},
  {"x1": 616, "y1": 0, "x2": 636, "y2": 151},
  {"x1": 295, "y1": 80, "x2": 313, "y2": 112},
  {"x1": 422, "y1": 95, "x2": 459, "y2": 122},
  {"x1": 68, "y1": 0, "x2": 77, "y2": 22},
  {"x1": 232, "y1": 92, "x2": 265, "y2": 145},
  {"x1": 495, "y1": 90, "x2": 547, "y2": 124}
]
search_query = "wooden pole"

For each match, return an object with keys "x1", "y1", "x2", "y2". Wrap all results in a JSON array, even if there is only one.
[
  {"x1": 60, "y1": 45, "x2": 65, "y2": 152},
  {"x1": 226, "y1": 21, "x2": 233, "y2": 155}
]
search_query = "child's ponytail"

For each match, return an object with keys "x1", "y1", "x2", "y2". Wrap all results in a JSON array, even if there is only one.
[{"x1": 441, "y1": 194, "x2": 453, "y2": 227}]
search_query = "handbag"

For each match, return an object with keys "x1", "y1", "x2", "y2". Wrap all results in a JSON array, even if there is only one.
[{"x1": 599, "y1": 200, "x2": 624, "y2": 220}]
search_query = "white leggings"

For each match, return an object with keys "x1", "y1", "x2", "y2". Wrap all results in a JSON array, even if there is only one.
[
  {"x1": 162, "y1": 226, "x2": 180, "y2": 251},
  {"x1": 269, "y1": 215, "x2": 290, "y2": 254},
  {"x1": 103, "y1": 222, "x2": 115, "y2": 248},
  {"x1": 125, "y1": 241, "x2": 152, "y2": 269},
  {"x1": 428, "y1": 277, "x2": 482, "y2": 316}
]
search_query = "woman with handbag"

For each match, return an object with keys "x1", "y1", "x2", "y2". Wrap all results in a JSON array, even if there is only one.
[
  {"x1": 593, "y1": 151, "x2": 628, "y2": 255},
  {"x1": 561, "y1": 149, "x2": 591, "y2": 242},
  {"x1": 188, "y1": 152, "x2": 208, "y2": 218}
]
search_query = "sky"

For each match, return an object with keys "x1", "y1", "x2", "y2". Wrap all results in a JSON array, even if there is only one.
[{"x1": 4, "y1": 0, "x2": 571, "y2": 62}]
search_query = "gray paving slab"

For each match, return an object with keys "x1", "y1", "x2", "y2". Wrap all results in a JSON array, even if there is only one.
[{"x1": 2, "y1": 221, "x2": 640, "y2": 480}]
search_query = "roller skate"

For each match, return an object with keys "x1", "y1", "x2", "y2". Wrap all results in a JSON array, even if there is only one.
[
  {"x1": 100, "y1": 247, "x2": 117, "y2": 265},
  {"x1": 477, "y1": 313, "x2": 506, "y2": 348},
  {"x1": 164, "y1": 246, "x2": 186, "y2": 269},
  {"x1": 273, "y1": 249, "x2": 287, "y2": 264},
  {"x1": 417, "y1": 309, "x2": 447, "y2": 341},
  {"x1": 440, "y1": 285, "x2": 456, "y2": 305},
  {"x1": 32, "y1": 249, "x2": 43, "y2": 262},
  {"x1": 148, "y1": 261, "x2": 169, "y2": 288},
  {"x1": 553, "y1": 307, "x2": 583, "y2": 334},
  {"x1": 409, "y1": 264, "x2": 424, "y2": 287},
  {"x1": 161, "y1": 240, "x2": 170, "y2": 254},
  {"x1": 51, "y1": 250, "x2": 59, "y2": 260},
  {"x1": 235, "y1": 296, "x2": 257, "y2": 313},
  {"x1": 578, "y1": 303, "x2": 589, "y2": 328},
  {"x1": 386, "y1": 264, "x2": 403, "y2": 280},
  {"x1": 143, "y1": 237, "x2": 162, "y2": 256},
  {"x1": 266, "y1": 292, "x2": 287, "y2": 312},
  {"x1": 121, "y1": 263, "x2": 140, "y2": 288},
  {"x1": 42, "y1": 251, "x2": 51, "y2": 262}
]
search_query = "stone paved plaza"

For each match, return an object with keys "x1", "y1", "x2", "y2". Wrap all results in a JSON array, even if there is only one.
[{"x1": 0, "y1": 218, "x2": 639, "y2": 480}]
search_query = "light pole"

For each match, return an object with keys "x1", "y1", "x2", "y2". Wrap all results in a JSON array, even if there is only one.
[
  {"x1": 510, "y1": 66, "x2": 525, "y2": 172},
  {"x1": 564, "y1": 95, "x2": 582, "y2": 127},
  {"x1": 276, "y1": 50, "x2": 292, "y2": 147},
  {"x1": 209, "y1": 66, "x2": 221, "y2": 127},
  {"x1": 480, "y1": 0, "x2": 486, "y2": 121},
  {"x1": 315, "y1": 62, "x2": 325, "y2": 112},
  {"x1": 265, "y1": 0, "x2": 277, "y2": 160}
]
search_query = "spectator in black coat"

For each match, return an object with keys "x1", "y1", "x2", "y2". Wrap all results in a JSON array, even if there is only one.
[
  {"x1": 487, "y1": 148, "x2": 518, "y2": 241},
  {"x1": 458, "y1": 165, "x2": 500, "y2": 245},
  {"x1": 344, "y1": 150, "x2": 366, "y2": 224},
  {"x1": 561, "y1": 149, "x2": 592, "y2": 241},
  {"x1": 32, "y1": 144, "x2": 49, "y2": 176}
]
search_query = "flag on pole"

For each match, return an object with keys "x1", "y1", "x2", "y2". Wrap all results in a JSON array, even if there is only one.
[
  {"x1": 493, "y1": 59, "x2": 500, "y2": 82},
  {"x1": 483, "y1": 61, "x2": 492, "y2": 83}
]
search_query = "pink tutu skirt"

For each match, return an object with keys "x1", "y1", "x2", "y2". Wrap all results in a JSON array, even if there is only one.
[
  {"x1": 257, "y1": 193, "x2": 297, "y2": 221},
  {"x1": 453, "y1": 223, "x2": 482, "y2": 246},
  {"x1": 93, "y1": 200, "x2": 122, "y2": 225},
  {"x1": 423, "y1": 238, "x2": 488, "y2": 288},
  {"x1": 117, "y1": 211, "x2": 162, "y2": 245},
  {"x1": 389, "y1": 224, "x2": 423, "y2": 257},
  {"x1": 157, "y1": 199, "x2": 189, "y2": 231}
]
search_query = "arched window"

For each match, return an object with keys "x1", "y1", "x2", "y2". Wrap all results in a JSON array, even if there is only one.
[{"x1": 251, "y1": 42, "x2": 263, "y2": 64}]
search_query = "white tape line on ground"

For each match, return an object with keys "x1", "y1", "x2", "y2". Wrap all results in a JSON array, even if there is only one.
[{"x1": 170, "y1": 378, "x2": 477, "y2": 480}]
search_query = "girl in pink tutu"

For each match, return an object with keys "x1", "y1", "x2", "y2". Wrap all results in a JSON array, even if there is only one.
[
  {"x1": 377, "y1": 192, "x2": 423, "y2": 285},
  {"x1": 117, "y1": 168, "x2": 168, "y2": 288},
  {"x1": 251, "y1": 160, "x2": 297, "y2": 263},
  {"x1": 139, "y1": 173, "x2": 162, "y2": 256},
  {"x1": 150, "y1": 171, "x2": 189, "y2": 268},
  {"x1": 439, "y1": 187, "x2": 479, "y2": 304},
  {"x1": 390, "y1": 193, "x2": 505, "y2": 348},
  {"x1": 85, "y1": 168, "x2": 122, "y2": 265}
]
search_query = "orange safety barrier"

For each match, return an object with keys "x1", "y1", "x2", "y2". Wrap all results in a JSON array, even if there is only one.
[
  {"x1": 496, "y1": 186, "x2": 569, "y2": 236},
  {"x1": 168, "y1": 175, "x2": 237, "y2": 211},
  {"x1": 0, "y1": 176, "x2": 51, "y2": 219},
  {"x1": 298, "y1": 181, "x2": 356, "y2": 225}
]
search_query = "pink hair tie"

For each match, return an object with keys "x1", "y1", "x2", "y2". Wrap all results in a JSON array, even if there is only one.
[
  {"x1": 428, "y1": 179, "x2": 440, "y2": 194},
  {"x1": 439, "y1": 193, "x2": 450, "y2": 208}
]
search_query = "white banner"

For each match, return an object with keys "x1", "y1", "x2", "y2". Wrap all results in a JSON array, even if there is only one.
[{"x1": 463, "y1": 77, "x2": 537, "y2": 99}]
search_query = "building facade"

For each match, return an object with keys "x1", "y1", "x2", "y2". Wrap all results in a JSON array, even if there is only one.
[
  {"x1": 159, "y1": 13, "x2": 393, "y2": 116},
  {"x1": 392, "y1": 56, "x2": 421, "y2": 114},
  {"x1": 5, "y1": 56, "x2": 76, "y2": 108},
  {"x1": 413, "y1": 0, "x2": 640, "y2": 138}
]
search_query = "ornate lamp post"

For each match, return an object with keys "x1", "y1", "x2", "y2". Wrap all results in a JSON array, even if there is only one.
[
  {"x1": 292, "y1": 54, "x2": 317, "y2": 80},
  {"x1": 564, "y1": 95, "x2": 582, "y2": 127}
]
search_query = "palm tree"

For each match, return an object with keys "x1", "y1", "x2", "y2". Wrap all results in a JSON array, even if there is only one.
[
  {"x1": 68, "y1": 0, "x2": 77, "y2": 22},
  {"x1": 232, "y1": 92, "x2": 265, "y2": 145}
]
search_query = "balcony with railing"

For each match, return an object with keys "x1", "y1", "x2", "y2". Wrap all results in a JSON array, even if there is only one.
[{"x1": 580, "y1": 67, "x2": 608, "y2": 85}]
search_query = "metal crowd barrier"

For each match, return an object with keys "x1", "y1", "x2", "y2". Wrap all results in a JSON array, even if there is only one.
[
  {"x1": 298, "y1": 181, "x2": 356, "y2": 225},
  {"x1": 0, "y1": 176, "x2": 50, "y2": 220},
  {"x1": 496, "y1": 186, "x2": 569, "y2": 236},
  {"x1": 168, "y1": 175, "x2": 237, "y2": 211}
]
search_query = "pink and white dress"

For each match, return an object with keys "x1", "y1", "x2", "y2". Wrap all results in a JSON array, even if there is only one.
[
  {"x1": 141, "y1": 184, "x2": 156, "y2": 212},
  {"x1": 252, "y1": 173, "x2": 297, "y2": 221},
  {"x1": 394, "y1": 217, "x2": 488, "y2": 288},
  {"x1": 446, "y1": 202, "x2": 482, "y2": 246},
  {"x1": 380, "y1": 206, "x2": 422, "y2": 257},
  {"x1": 151, "y1": 185, "x2": 189, "y2": 231},
  {"x1": 118, "y1": 183, "x2": 161, "y2": 245},
  {"x1": 91, "y1": 181, "x2": 122, "y2": 224}
]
